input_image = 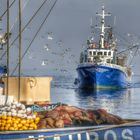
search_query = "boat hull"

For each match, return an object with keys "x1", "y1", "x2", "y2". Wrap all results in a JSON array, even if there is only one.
[
  {"x1": 76, "y1": 64, "x2": 129, "y2": 89},
  {"x1": 0, "y1": 66, "x2": 6, "y2": 76},
  {"x1": 0, "y1": 124, "x2": 140, "y2": 140}
]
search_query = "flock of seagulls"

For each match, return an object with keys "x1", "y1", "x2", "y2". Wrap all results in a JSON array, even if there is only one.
[{"x1": 24, "y1": 31, "x2": 78, "y2": 74}]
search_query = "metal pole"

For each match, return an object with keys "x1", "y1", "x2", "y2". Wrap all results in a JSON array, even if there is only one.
[
  {"x1": 18, "y1": 0, "x2": 22, "y2": 102},
  {"x1": 5, "y1": 0, "x2": 10, "y2": 105}
]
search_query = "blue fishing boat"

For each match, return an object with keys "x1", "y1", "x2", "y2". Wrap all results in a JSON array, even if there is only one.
[
  {"x1": 0, "y1": 122, "x2": 140, "y2": 140},
  {"x1": 76, "y1": 6, "x2": 132, "y2": 89}
]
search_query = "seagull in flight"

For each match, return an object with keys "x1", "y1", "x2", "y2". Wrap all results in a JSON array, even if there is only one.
[{"x1": 47, "y1": 32, "x2": 53, "y2": 40}]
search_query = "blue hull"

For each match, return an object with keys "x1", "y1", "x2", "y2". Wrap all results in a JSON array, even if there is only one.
[
  {"x1": 76, "y1": 64, "x2": 128, "y2": 89},
  {"x1": 0, "y1": 124, "x2": 140, "y2": 140},
  {"x1": 0, "y1": 66, "x2": 6, "y2": 76}
]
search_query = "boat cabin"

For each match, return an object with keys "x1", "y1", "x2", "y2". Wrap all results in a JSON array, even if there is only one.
[
  {"x1": 80, "y1": 42, "x2": 115, "y2": 64},
  {"x1": 87, "y1": 47, "x2": 114, "y2": 63}
]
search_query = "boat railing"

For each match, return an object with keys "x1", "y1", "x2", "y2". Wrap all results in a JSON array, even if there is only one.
[
  {"x1": 98, "y1": 62, "x2": 128, "y2": 75},
  {"x1": 78, "y1": 63, "x2": 128, "y2": 76}
]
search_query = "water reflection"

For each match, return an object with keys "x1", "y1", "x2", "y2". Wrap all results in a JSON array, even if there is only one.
[
  {"x1": 75, "y1": 88, "x2": 132, "y2": 99},
  {"x1": 52, "y1": 75, "x2": 140, "y2": 119},
  {"x1": 75, "y1": 88, "x2": 132, "y2": 117}
]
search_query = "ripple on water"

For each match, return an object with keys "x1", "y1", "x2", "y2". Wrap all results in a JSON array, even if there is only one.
[{"x1": 51, "y1": 77, "x2": 140, "y2": 119}]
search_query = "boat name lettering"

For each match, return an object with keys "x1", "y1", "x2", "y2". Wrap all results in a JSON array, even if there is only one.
[
  {"x1": 90, "y1": 132, "x2": 99, "y2": 140},
  {"x1": 89, "y1": 129, "x2": 134, "y2": 140},
  {"x1": 104, "y1": 130, "x2": 117, "y2": 140},
  {"x1": 54, "y1": 136, "x2": 61, "y2": 140},
  {"x1": 27, "y1": 129, "x2": 134, "y2": 140},
  {"x1": 28, "y1": 135, "x2": 45, "y2": 140},
  {"x1": 122, "y1": 129, "x2": 134, "y2": 140}
]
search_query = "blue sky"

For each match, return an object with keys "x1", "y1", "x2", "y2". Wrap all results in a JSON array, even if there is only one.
[{"x1": 0, "y1": 0, "x2": 140, "y2": 77}]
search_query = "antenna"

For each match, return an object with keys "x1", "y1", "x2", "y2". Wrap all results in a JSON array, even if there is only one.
[
  {"x1": 90, "y1": 17, "x2": 95, "y2": 35},
  {"x1": 90, "y1": 17, "x2": 92, "y2": 26},
  {"x1": 90, "y1": 17, "x2": 94, "y2": 28},
  {"x1": 113, "y1": 16, "x2": 116, "y2": 27}
]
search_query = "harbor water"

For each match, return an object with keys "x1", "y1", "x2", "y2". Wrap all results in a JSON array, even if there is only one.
[{"x1": 51, "y1": 75, "x2": 140, "y2": 120}]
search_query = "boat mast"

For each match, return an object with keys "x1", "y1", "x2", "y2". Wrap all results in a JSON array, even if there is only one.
[
  {"x1": 96, "y1": 6, "x2": 111, "y2": 48},
  {"x1": 5, "y1": 0, "x2": 10, "y2": 105},
  {"x1": 18, "y1": 0, "x2": 22, "y2": 102},
  {"x1": 100, "y1": 6, "x2": 105, "y2": 49}
]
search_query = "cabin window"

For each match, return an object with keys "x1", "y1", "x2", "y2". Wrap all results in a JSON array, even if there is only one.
[
  {"x1": 89, "y1": 51, "x2": 92, "y2": 56},
  {"x1": 93, "y1": 51, "x2": 96, "y2": 55},
  {"x1": 88, "y1": 58, "x2": 91, "y2": 62},
  {"x1": 107, "y1": 59, "x2": 111, "y2": 63},
  {"x1": 104, "y1": 52, "x2": 107, "y2": 55},
  {"x1": 108, "y1": 51, "x2": 111, "y2": 56},
  {"x1": 97, "y1": 52, "x2": 102, "y2": 55}
]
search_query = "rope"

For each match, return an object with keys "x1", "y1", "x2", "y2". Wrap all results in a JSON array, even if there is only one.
[
  {"x1": 88, "y1": 120, "x2": 140, "y2": 132},
  {"x1": 129, "y1": 46, "x2": 139, "y2": 65},
  {"x1": 0, "y1": 0, "x2": 16, "y2": 19},
  {"x1": 11, "y1": 0, "x2": 58, "y2": 75},
  {"x1": 114, "y1": 30, "x2": 130, "y2": 45},
  {"x1": 0, "y1": 0, "x2": 49, "y2": 60},
  {"x1": 117, "y1": 44, "x2": 139, "y2": 55},
  {"x1": 10, "y1": 0, "x2": 30, "y2": 32},
  {"x1": 10, "y1": 120, "x2": 140, "y2": 140}
]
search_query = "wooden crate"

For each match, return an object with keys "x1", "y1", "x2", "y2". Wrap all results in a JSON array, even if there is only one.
[{"x1": 2, "y1": 76, "x2": 52, "y2": 104}]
